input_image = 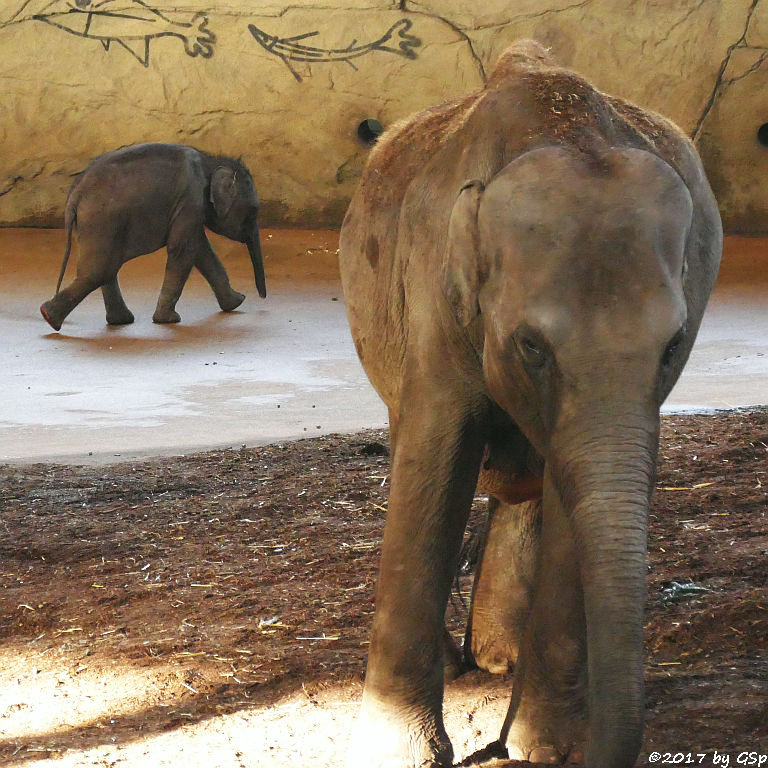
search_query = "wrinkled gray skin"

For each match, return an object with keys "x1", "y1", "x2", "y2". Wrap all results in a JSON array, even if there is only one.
[
  {"x1": 40, "y1": 143, "x2": 266, "y2": 331},
  {"x1": 339, "y1": 41, "x2": 721, "y2": 768}
]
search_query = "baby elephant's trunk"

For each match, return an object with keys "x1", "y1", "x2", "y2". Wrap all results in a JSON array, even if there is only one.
[{"x1": 247, "y1": 226, "x2": 267, "y2": 298}]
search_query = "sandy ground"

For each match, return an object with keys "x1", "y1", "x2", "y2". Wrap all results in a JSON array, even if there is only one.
[
  {"x1": 0, "y1": 412, "x2": 766, "y2": 767},
  {"x1": 0, "y1": 230, "x2": 767, "y2": 464}
]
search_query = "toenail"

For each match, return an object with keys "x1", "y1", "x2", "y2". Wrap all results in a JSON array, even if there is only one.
[{"x1": 529, "y1": 746, "x2": 562, "y2": 764}]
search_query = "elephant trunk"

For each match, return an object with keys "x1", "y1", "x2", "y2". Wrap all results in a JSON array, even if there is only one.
[
  {"x1": 553, "y1": 404, "x2": 659, "y2": 768},
  {"x1": 247, "y1": 225, "x2": 267, "y2": 298}
]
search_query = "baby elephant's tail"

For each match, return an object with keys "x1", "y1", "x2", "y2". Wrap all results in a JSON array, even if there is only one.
[{"x1": 55, "y1": 201, "x2": 77, "y2": 295}]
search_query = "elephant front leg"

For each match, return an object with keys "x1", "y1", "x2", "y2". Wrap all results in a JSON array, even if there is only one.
[
  {"x1": 348, "y1": 391, "x2": 485, "y2": 768},
  {"x1": 102, "y1": 277, "x2": 134, "y2": 325},
  {"x1": 500, "y1": 469, "x2": 587, "y2": 764},
  {"x1": 194, "y1": 238, "x2": 245, "y2": 312},
  {"x1": 153, "y1": 241, "x2": 195, "y2": 324}
]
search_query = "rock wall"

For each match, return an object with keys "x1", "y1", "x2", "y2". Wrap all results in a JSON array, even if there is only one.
[{"x1": 1, "y1": 0, "x2": 766, "y2": 232}]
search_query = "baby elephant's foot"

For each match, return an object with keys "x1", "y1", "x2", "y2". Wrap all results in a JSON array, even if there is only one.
[
  {"x1": 218, "y1": 290, "x2": 245, "y2": 312},
  {"x1": 40, "y1": 301, "x2": 63, "y2": 331},
  {"x1": 106, "y1": 309, "x2": 134, "y2": 326},
  {"x1": 153, "y1": 308, "x2": 181, "y2": 324}
]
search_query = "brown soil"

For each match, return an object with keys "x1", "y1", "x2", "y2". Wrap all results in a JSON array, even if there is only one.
[{"x1": 1, "y1": 410, "x2": 766, "y2": 767}]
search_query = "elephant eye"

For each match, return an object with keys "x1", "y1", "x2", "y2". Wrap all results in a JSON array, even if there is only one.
[{"x1": 514, "y1": 328, "x2": 548, "y2": 369}]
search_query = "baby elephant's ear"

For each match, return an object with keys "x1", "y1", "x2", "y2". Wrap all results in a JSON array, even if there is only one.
[
  {"x1": 443, "y1": 179, "x2": 485, "y2": 327},
  {"x1": 210, "y1": 166, "x2": 238, "y2": 220}
]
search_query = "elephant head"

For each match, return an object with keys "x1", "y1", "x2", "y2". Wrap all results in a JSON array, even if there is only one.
[
  {"x1": 446, "y1": 145, "x2": 712, "y2": 764},
  {"x1": 207, "y1": 162, "x2": 266, "y2": 298}
]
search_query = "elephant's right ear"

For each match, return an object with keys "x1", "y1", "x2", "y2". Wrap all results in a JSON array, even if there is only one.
[
  {"x1": 210, "y1": 166, "x2": 238, "y2": 220},
  {"x1": 443, "y1": 179, "x2": 485, "y2": 327}
]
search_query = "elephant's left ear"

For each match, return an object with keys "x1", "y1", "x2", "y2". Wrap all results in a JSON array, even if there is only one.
[
  {"x1": 210, "y1": 166, "x2": 238, "y2": 220},
  {"x1": 443, "y1": 179, "x2": 485, "y2": 327}
]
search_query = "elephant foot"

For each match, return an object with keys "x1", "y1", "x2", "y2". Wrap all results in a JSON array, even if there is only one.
[
  {"x1": 347, "y1": 703, "x2": 453, "y2": 768},
  {"x1": 40, "y1": 301, "x2": 63, "y2": 331},
  {"x1": 106, "y1": 309, "x2": 135, "y2": 326},
  {"x1": 504, "y1": 693, "x2": 586, "y2": 767},
  {"x1": 153, "y1": 309, "x2": 181, "y2": 324},
  {"x1": 506, "y1": 731, "x2": 585, "y2": 765},
  {"x1": 470, "y1": 633, "x2": 517, "y2": 674},
  {"x1": 218, "y1": 290, "x2": 245, "y2": 312}
]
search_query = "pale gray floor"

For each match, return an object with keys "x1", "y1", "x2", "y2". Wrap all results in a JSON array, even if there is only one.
[
  {"x1": 0, "y1": 229, "x2": 765, "y2": 464},
  {"x1": 0, "y1": 228, "x2": 387, "y2": 464}
]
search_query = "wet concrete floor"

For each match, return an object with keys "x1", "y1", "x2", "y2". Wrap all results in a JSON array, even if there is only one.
[{"x1": 0, "y1": 229, "x2": 765, "y2": 464}]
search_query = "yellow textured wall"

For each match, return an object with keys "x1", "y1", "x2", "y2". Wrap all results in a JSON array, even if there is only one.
[{"x1": 1, "y1": 1, "x2": 767, "y2": 232}]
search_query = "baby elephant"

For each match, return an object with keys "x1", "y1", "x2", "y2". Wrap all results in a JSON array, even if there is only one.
[{"x1": 40, "y1": 143, "x2": 266, "y2": 331}]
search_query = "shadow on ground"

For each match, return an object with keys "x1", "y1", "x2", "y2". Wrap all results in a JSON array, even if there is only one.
[{"x1": 1, "y1": 414, "x2": 767, "y2": 765}]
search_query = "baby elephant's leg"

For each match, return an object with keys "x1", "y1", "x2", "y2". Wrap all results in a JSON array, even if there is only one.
[
  {"x1": 153, "y1": 241, "x2": 195, "y2": 324},
  {"x1": 41, "y1": 226, "x2": 124, "y2": 330},
  {"x1": 195, "y1": 239, "x2": 245, "y2": 312},
  {"x1": 102, "y1": 277, "x2": 134, "y2": 325},
  {"x1": 41, "y1": 274, "x2": 102, "y2": 331}
]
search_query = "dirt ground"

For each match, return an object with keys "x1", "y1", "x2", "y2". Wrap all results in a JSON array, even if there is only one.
[{"x1": 1, "y1": 409, "x2": 767, "y2": 767}]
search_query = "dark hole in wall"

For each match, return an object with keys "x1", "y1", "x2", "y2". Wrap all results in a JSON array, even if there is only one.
[
  {"x1": 358, "y1": 119, "x2": 383, "y2": 145},
  {"x1": 758, "y1": 123, "x2": 768, "y2": 147}
]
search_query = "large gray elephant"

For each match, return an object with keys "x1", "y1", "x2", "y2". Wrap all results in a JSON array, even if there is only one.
[
  {"x1": 339, "y1": 41, "x2": 721, "y2": 768},
  {"x1": 40, "y1": 143, "x2": 266, "y2": 331}
]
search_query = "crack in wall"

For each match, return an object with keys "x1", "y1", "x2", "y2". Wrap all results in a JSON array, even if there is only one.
[
  {"x1": 692, "y1": 0, "x2": 762, "y2": 142},
  {"x1": 401, "y1": 1, "x2": 602, "y2": 85},
  {"x1": 404, "y1": 7, "x2": 486, "y2": 82},
  {"x1": 0, "y1": 177, "x2": 24, "y2": 199},
  {"x1": 474, "y1": 0, "x2": 593, "y2": 32},
  {"x1": 652, "y1": 0, "x2": 708, "y2": 50},
  {"x1": 726, "y1": 48, "x2": 768, "y2": 87},
  {"x1": 407, "y1": 0, "x2": 593, "y2": 33},
  {"x1": 0, "y1": 168, "x2": 45, "y2": 199}
]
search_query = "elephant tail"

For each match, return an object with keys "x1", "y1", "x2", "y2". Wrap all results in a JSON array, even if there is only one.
[{"x1": 56, "y1": 201, "x2": 77, "y2": 295}]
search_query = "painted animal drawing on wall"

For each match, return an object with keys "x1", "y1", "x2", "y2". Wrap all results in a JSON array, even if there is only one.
[
  {"x1": 248, "y1": 18, "x2": 421, "y2": 82},
  {"x1": 3, "y1": 0, "x2": 215, "y2": 66}
]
